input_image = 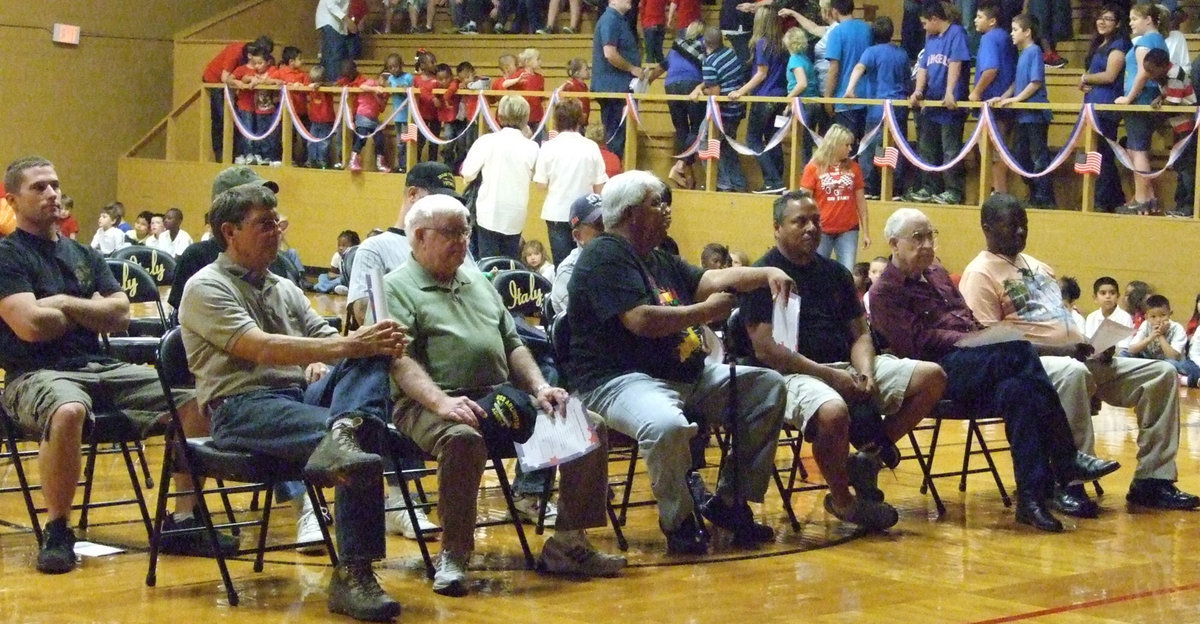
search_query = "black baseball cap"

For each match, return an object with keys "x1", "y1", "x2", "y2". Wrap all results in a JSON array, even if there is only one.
[
  {"x1": 406, "y1": 162, "x2": 463, "y2": 200},
  {"x1": 475, "y1": 383, "x2": 538, "y2": 456},
  {"x1": 569, "y1": 193, "x2": 603, "y2": 228}
]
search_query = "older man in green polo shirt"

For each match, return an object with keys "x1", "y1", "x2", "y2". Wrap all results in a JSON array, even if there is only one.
[{"x1": 385, "y1": 194, "x2": 625, "y2": 597}]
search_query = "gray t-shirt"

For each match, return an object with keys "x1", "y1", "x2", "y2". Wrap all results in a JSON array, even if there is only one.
[
  {"x1": 346, "y1": 229, "x2": 412, "y2": 312},
  {"x1": 550, "y1": 246, "x2": 581, "y2": 314},
  {"x1": 180, "y1": 253, "x2": 338, "y2": 407}
]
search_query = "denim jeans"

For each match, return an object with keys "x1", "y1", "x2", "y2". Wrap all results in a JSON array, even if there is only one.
[
  {"x1": 833, "y1": 107, "x2": 866, "y2": 140},
  {"x1": 1169, "y1": 358, "x2": 1200, "y2": 386},
  {"x1": 859, "y1": 108, "x2": 908, "y2": 197},
  {"x1": 209, "y1": 88, "x2": 225, "y2": 161},
  {"x1": 211, "y1": 386, "x2": 386, "y2": 560},
  {"x1": 916, "y1": 111, "x2": 965, "y2": 198},
  {"x1": 307, "y1": 122, "x2": 332, "y2": 166},
  {"x1": 521, "y1": 0, "x2": 547, "y2": 31},
  {"x1": 417, "y1": 119, "x2": 441, "y2": 163},
  {"x1": 747, "y1": 101, "x2": 785, "y2": 190},
  {"x1": 1092, "y1": 112, "x2": 1125, "y2": 211},
  {"x1": 234, "y1": 109, "x2": 254, "y2": 159},
  {"x1": 546, "y1": 220, "x2": 575, "y2": 265},
  {"x1": 353, "y1": 115, "x2": 381, "y2": 155},
  {"x1": 1012, "y1": 121, "x2": 1054, "y2": 206},
  {"x1": 394, "y1": 122, "x2": 410, "y2": 171},
  {"x1": 1172, "y1": 134, "x2": 1196, "y2": 213},
  {"x1": 476, "y1": 226, "x2": 523, "y2": 260},
  {"x1": 319, "y1": 25, "x2": 348, "y2": 88},
  {"x1": 717, "y1": 116, "x2": 748, "y2": 192},
  {"x1": 939, "y1": 341, "x2": 1081, "y2": 499},
  {"x1": 644, "y1": 25, "x2": 666, "y2": 65},
  {"x1": 666, "y1": 80, "x2": 706, "y2": 165},
  {"x1": 816, "y1": 229, "x2": 859, "y2": 271},
  {"x1": 600, "y1": 98, "x2": 627, "y2": 160},
  {"x1": 800, "y1": 102, "x2": 827, "y2": 166},
  {"x1": 254, "y1": 111, "x2": 282, "y2": 161}
]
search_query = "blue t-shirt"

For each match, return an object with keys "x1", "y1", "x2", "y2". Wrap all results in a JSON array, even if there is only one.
[
  {"x1": 664, "y1": 47, "x2": 703, "y2": 85},
  {"x1": 703, "y1": 46, "x2": 747, "y2": 119},
  {"x1": 786, "y1": 52, "x2": 819, "y2": 97},
  {"x1": 974, "y1": 27, "x2": 1016, "y2": 101},
  {"x1": 825, "y1": 18, "x2": 871, "y2": 111},
  {"x1": 1085, "y1": 37, "x2": 1131, "y2": 104},
  {"x1": 1014, "y1": 44, "x2": 1052, "y2": 124},
  {"x1": 386, "y1": 72, "x2": 414, "y2": 118},
  {"x1": 856, "y1": 42, "x2": 909, "y2": 124},
  {"x1": 1125, "y1": 31, "x2": 1167, "y2": 105},
  {"x1": 593, "y1": 6, "x2": 642, "y2": 93},
  {"x1": 921, "y1": 23, "x2": 971, "y2": 122},
  {"x1": 752, "y1": 38, "x2": 789, "y2": 97}
]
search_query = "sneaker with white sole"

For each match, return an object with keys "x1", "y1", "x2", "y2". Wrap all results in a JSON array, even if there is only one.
[
  {"x1": 432, "y1": 550, "x2": 469, "y2": 596},
  {"x1": 512, "y1": 494, "x2": 557, "y2": 528},
  {"x1": 234, "y1": 155, "x2": 248, "y2": 165},
  {"x1": 385, "y1": 499, "x2": 439, "y2": 539},
  {"x1": 295, "y1": 499, "x2": 327, "y2": 555},
  {"x1": 376, "y1": 156, "x2": 387, "y2": 172},
  {"x1": 537, "y1": 534, "x2": 627, "y2": 577}
]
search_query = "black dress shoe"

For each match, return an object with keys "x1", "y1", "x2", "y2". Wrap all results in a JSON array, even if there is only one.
[
  {"x1": 664, "y1": 513, "x2": 710, "y2": 555},
  {"x1": 1127, "y1": 479, "x2": 1200, "y2": 510},
  {"x1": 1067, "y1": 452, "x2": 1121, "y2": 482},
  {"x1": 1052, "y1": 484, "x2": 1100, "y2": 518},
  {"x1": 1015, "y1": 498, "x2": 1064, "y2": 532},
  {"x1": 700, "y1": 496, "x2": 775, "y2": 546}
]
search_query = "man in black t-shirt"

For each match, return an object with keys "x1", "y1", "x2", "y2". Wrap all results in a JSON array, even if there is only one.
[
  {"x1": 567, "y1": 170, "x2": 792, "y2": 555},
  {"x1": 0, "y1": 157, "x2": 233, "y2": 575},
  {"x1": 740, "y1": 191, "x2": 946, "y2": 531}
]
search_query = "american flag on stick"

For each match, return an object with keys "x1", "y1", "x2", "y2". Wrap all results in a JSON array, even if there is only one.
[
  {"x1": 873, "y1": 146, "x2": 898, "y2": 169},
  {"x1": 1074, "y1": 151, "x2": 1101, "y2": 175},
  {"x1": 698, "y1": 139, "x2": 720, "y2": 160},
  {"x1": 401, "y1": 124, "x2": 418, "y2": 143}
]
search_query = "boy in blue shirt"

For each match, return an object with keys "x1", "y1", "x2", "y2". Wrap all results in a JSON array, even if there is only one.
[
  {"x1": 906, "y1": 0, "x2": 971, "y2": 205},
  {"x1": 968, "y1": 1, "x2": 1016, "y2": 195},
  {"x1": 381, "y1": 53, "x2": 414, "y2": 173},
  {"x1": 824, "y1": 0, "x2": 872, "y2": 138},
  {"x1": 992, "y1": 13, "x2": 1054, "y2": 207},
  {"x1": 844, "y1": 17, "x2": 911, "y2": 199},
  {"x1": 695, "y1": 26, "x2": 748, "y2": 192}
]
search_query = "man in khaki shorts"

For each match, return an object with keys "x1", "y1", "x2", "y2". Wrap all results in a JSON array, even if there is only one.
[
  {"x1": 738, "y1": 190, "x2": 946, "y2": 531},
  {"x1": 0, "y1": 156, "x2": 233, "y2": 575}
]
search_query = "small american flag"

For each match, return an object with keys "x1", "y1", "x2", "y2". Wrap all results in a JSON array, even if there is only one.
[
  {"x1": 401, "y1": 124, "x2": 418, "y2": 143},
  {"x1": 698, "y1": 139, "x2": 720, "y2": 160},
  {"x1": 1074, "y1": 151, "x2": 1102, "y2": 176},
  {"x1": 873, "y1": 146, "x2": 898, "y2": 169}
]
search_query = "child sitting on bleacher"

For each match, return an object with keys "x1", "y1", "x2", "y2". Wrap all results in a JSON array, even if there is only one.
[
  {"x1": 90, "y1": 204, "x2": 129, "y2": 256},
  {"x1": 314, "y1": 229, "x2": 361, "y2": 295},
  {"x1": 382, "y1": 53, "x2": 414, "y2": 173},
  {"x1": 1084, "y1": 276, "x2": 1134, "y2": 338},
  {"x1": 127, "y1": 210, "x2": 154, "y2": 245}
]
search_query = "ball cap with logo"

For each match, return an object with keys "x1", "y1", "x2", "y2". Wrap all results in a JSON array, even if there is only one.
[
  {"x1": 406, "y1": 161, "x2": 464, "y2": 201},
  {"x1": 569, "y1": 193, "x2": 603, "y2": 228},
  {"x1": 474, "y1": 383, "x2": 538, "y2": 456}
]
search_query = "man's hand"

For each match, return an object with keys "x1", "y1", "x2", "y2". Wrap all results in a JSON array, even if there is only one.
[
  {"x1": 1114, "y1": 95, "x2": 1131, "y2": 105},
  {"x1": 436, "y1": 395, "x2": 485, "y2": 427},
  {"x1": 702, "y1": 292, "x2": 736, "y2": 323},
  {"x1": 536, "y1": 385, "x2": 570, "y2": 416},
  {"x1": 305, "y1": 362, "x2": 330, "y2": 384},
  {"x1": 908, "y1": 92, "x2": 924, "y2": 109},
  {"x1": 348, "y1": 319, "x2": 408, "y2": 358},
  {"x1": 942, "y1": 94, "x2": 957, "y2": 110},
  {"x1": 764, "y1": 267, "x2": 795, "y2": 302},
  {"x1": 826, "y1": 369, "x2": 870, "y2": 403}
]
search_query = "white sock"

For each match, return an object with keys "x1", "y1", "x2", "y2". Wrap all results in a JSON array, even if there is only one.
[{"x1": 173, "y1": 511, "x2": 194, "y2": 522}]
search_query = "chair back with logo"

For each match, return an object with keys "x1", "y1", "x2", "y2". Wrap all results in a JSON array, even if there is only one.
[
  {"x1": 112, "y1": 246, "x2": 177, "y2": 286},
  {"x1": 478, "y1": 256, "x2": 529, "y2": 275},
  {"x1": 492, "y1": 269, "x2": 552, "y2": 319}
]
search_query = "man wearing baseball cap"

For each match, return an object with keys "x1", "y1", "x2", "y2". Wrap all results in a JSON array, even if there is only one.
[{"x1": 549, "y1": 193, "x2": 604, "y2": 315}]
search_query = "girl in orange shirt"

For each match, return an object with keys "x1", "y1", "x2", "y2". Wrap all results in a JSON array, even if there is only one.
[{"x1": 798, "y1": 124, "x2": 870, "y2": 270}]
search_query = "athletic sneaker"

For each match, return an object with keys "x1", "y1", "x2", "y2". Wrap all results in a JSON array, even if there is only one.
[
  {"x1": 36, "y1": 518, "x2": 77, "y2": 574},
  {"x1": 432, "y1": 550, "x2": 470, "y2": 596},
  {"x1": 1043, "y1": 51, "x2": 1067, "y2": 69},
  {"x1": 537, "y1": 535, "x2": 627, "y2": 576},
  {"x1": 512, "y1": 494, "x2": 558, "y2": 528},
  {"x1": 930, "y1": 190, "x2": 963, "y2": 205},
  {"x1": 385, "y1": 501, "x2": 439, "y2": 539},
  {"x1": 904, "y1": 188, "x2": 933, "y2": 203}
]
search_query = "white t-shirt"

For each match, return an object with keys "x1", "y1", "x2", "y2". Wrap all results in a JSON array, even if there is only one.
[
  {"x1": 1130, "y1": 318, "x2": 1187, "y2": 360},
  {"x1": 461, "y1": 127, "x2": 539, "y2": 235},
  {"x1": 315, "y1": 0, "x2": 349, "y2": 33},
  {"x1": 532, "y1": 131, "x2": 608, "y2": 222},
  {"x1": 1166, "y1": 31, "x2": 1191, "y2": 74},
  {"x1": 156, "y1": 229, "x2": 194, "y2": 257},
  {"x1": 1083, "y1": 307, "x2": 1133, "y2": 339},
  {"x1": 91, "y1": 227, "x2": 129, "y2": 255}
]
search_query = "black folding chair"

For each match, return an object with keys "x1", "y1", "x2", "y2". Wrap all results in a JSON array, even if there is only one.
[
  {"x1": 146, "y1": 327, "x2": 336, "y2": 606},
  {"x1": 104, "y1": 259, "x2": 170, "y2": 362},
  {"x1": 904, "y1": 401, "x2": 1012, "y2": 517},
  {"x1": 112, "y1": 246, "x2": 177, "y2": 286},
  {"x1": 477, "y1": 256, "x2": 529, "y2": 275}
]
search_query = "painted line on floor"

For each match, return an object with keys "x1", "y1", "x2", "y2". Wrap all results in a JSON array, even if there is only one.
[{"x1": 966, "y1": 580, "x2": 1200, "y2": 624}]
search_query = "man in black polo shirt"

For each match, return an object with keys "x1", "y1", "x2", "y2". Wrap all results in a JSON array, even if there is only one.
[
  {"x1": 739, "y1": 190, "x2": 946, "y2": 531},
  {"x1": 0, "y1": 157, "x2": 233, "y2": 574},
  {"x1": 567, "y1": 170, "x2": 791, "y2": 555}
]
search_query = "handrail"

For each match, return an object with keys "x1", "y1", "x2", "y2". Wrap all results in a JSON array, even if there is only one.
[
  {"x1": 175, "y1": 0, "x2": 275, "y2": 40},
  {"x1": 125, "y1": 88, "x2": 204, "y2": 159}
]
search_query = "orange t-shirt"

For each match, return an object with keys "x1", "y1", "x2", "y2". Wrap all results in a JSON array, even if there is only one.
[
  {"x1": 202, "y1": 42, "x2": 244, "y2": 83},
  {"x1": 0, "y1": 199, "x2": 15, "y2": 237},
  {"x1": 799, "y1": 160, "x2": 864, "y2": 235}
]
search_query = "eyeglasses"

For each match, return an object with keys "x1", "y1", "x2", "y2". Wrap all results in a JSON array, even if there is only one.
[
  {"x1": 241, "y1": 217, "x2": 282, "y2": 232},
  {"x1": 904, "y1": 229, "x2": 939, "y2": 245},
  {"x1": 644, "y1": 195, "x2": 671, "y2": 214},
  {"x1": 1096, "y1": 15, "x2": 1117, "y2": 22},
  {"x1": 430, "y1": 226, "x2": 472, "y2": 240}
]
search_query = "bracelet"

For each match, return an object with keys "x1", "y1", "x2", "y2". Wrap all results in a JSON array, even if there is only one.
[{"x1": 533, "y1": 383, "x2": 551, "y2": 394}]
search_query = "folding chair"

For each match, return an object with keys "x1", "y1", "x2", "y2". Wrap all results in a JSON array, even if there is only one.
[
  {"x1": 905, "y1": 400, "x2": 1013, "y2": 517},
  {"x1": 104, "y1": 259, "x2": 170, "y2": 363},
  {"x1": 477, "y1": 256, "x2": 529, "y2": 275},
  {"x1": 111, "y1": 246, "x2": 177, "y2": 286},
  {"x1": 146, "y1": 327, "x2": 336, "y2": 606},
  {"x1": 0, "y1": 402, "x2": 152, "y2": 547}
]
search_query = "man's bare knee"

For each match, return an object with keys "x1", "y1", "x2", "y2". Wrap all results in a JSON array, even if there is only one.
[{"x1": 45, "y1": 403, "x2": 87, "y2": 441}]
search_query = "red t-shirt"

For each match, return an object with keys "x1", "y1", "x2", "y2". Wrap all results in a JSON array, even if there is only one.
[
  {"x1": 275, "y1": 66, "x2": 311, "y2": 117},
  {"x1": 436, "y1": 79, "x2": 461, "y2": 123},
  {"x1": 640, "y1": 0, "x2": 668, "y2": 27},
  {"x1": 231, "y1": 64, "x2": 267, "y2": 112},
  {"x1": 308, "y1": 89, "x2": 336, "y2": 123},
  {"x1": 560, "y1": 77, "x2": 591, "y2": 125},
  {"x1": 600, "y1": 147, "x2": 622, "y2": 178},
  {"x1": 511, "y1": 70, "x2": 545, "y2": 123},
  {"x1": 413, "y1": 73, "x2": 440, "y2": 121},
  {"x1": 800, "y1": 160, "x2": 864, "y2": 235},
  {"x1": 670, "y1": 0, "x2": 701, "y2": 29},
  {"x1": 57, "y1": 215, "x2": 79, "y2": 238},
  {"x1": 349, "y1": 0, "x2": 369, "y2": 21},
  {"x1": 203, "y1": 42, "x2": 244, "y2": 82}
]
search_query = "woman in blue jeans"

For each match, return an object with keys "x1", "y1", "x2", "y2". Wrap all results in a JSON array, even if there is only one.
[
  {"x1": 728, "y1": 6, "x2": 789, "y2": 194},
  {"x1": 799, "y1": 124, "x2": 869, "y2": 270}
]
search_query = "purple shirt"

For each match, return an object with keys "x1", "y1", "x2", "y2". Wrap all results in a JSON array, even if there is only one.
[{"x1": 868, "y1": 261, "x2": 981, "y2": 361}]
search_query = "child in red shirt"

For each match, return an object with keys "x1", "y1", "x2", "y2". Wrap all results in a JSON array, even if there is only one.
[
  {"x1": 336, "y1": 60, "x2": 387, "y2": 172},
  {"x1": 667, "y1": 0, "x2": 700, "y2": 36},
  {"x1": 561, "y1": 58, "x2": 591, "y2": 126},
  {"x1": 640, "y1": 0, "x2": 668, "y2": 64},
  {"x1": 306, "y1": 65, "x2": 338, "y2": 168},
  {"x1": 412, "y1": 50, "x2": 442, "y2": 162},
  {"x1": 433, "y1": 63, "x2": 464, "y2": 169},
  {"x1": 227, "y1": 48, "x2": 281, "y2": 165},
  {"x1": 503, "y1": 48, "x2": 546, "y2": 137},
  {"x1": 275, "y1": 46, "x2": 311, "y2": 165}
]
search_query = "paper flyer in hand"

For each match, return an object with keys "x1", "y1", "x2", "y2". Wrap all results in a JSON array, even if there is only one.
[
  {"x1": 514, "y1": 397, "x2": 601, "y2": 471},
  {"x1": 364, "y1": 267, "x2": 387, "y2": 324},
  {"x1": 954, "y1": 323, "x2": 1026, "y2": 348},
  {"x1": 772, "y1": 293, "x2": 801, "y2": 350},
  {"x1": 1088, "y1": 318, "x2": 1134, "y2": 358}
]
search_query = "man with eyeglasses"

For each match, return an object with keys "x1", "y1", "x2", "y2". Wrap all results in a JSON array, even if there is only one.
[
  {"x1": 738, "y1": 190, "x2": 946, "y2": 532},
  {"x1": 384, "y1": 194, "x2": 625, "y2": 597},
  {"x1": 179, "y1": 184, "x2": 406, "y2": 621},
  {"x1": 567, "y1": 170, "x2": 793, "y2": 555},
  {"x1": 869, "y1": 207, "x2": 1122, "y2": 533},
  {"x1": 959, "y1": 194, "x2": 1197, "y2": 514}
]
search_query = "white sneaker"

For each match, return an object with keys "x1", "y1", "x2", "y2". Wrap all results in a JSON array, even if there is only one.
[
  {"x1": 512, "y1": 494, "x2": 557, "y2": 528},
  {"x1": 385, "y1": 498, "x2": 439, "y2": 539},
  {"x1": 295, "y1": 498, "x2": 327, "y2": 555},
  {"x1": 432, "y1": 550, "x2": 469, "y2": 596},
  {"x1": 269, "y1": 160, "x2": 283, "y2": 167},
  {"x1": 333, "y1": 285, "x2": 349, "y2": 296},
  {"x1": 376, "y1": 156, "x2": 387, "y2": 172}
]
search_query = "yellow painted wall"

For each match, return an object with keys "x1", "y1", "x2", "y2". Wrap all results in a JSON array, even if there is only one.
[
  {"x1": 117, "y1": 158, "x2": 1200, "y2": 319},
  {"x1": 0, "y1": 0, "x2": 242, "y2": 239}
]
